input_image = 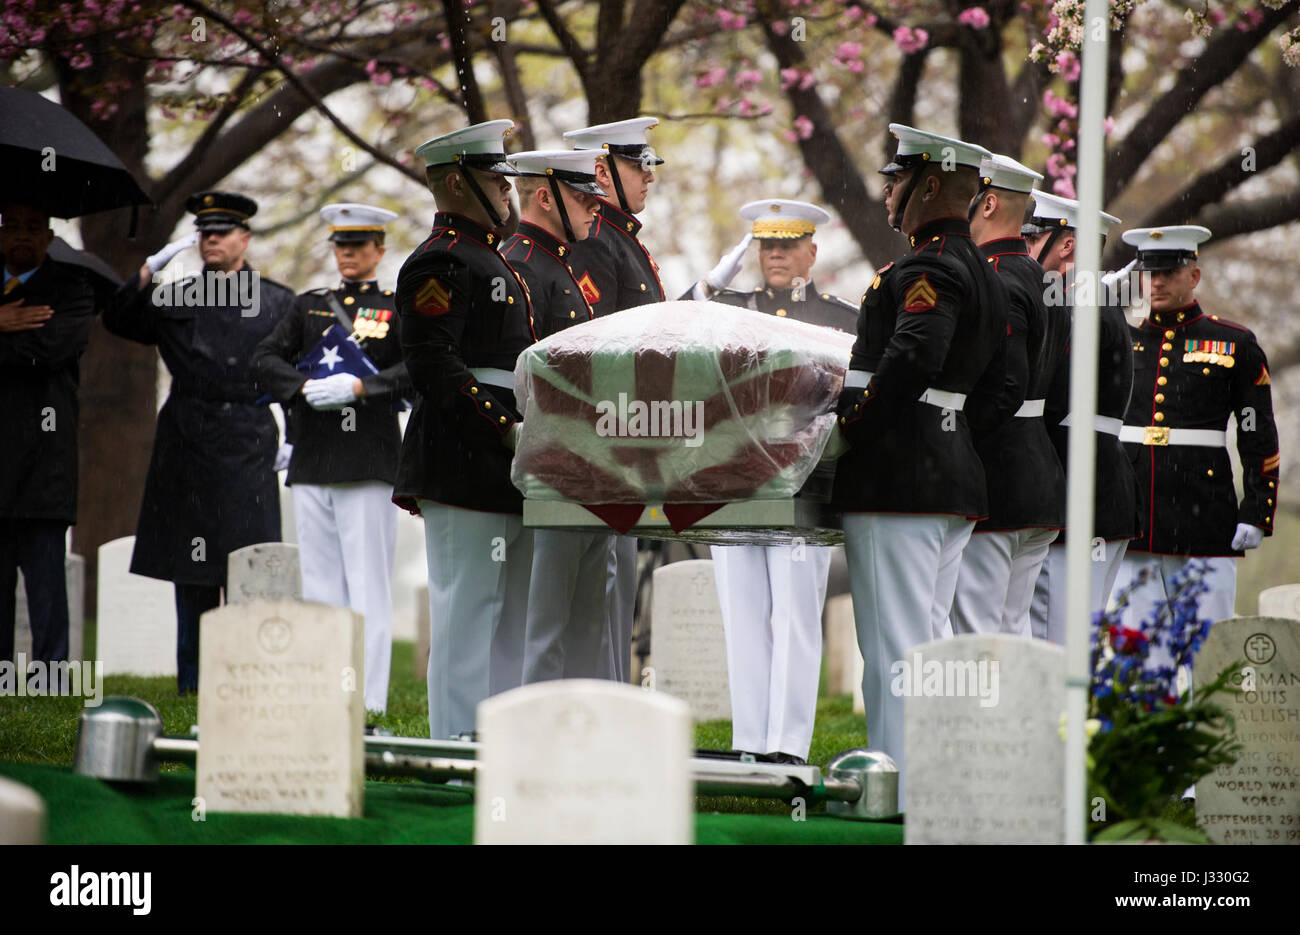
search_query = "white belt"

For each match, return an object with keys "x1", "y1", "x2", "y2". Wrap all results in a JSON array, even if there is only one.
[
  {"x1": 470, "y1": 367, "x2": 514, "y2": 389},
  {"x1": 1059, "y1": 414, "x2": 1123, "y2": 436},
  {"x1": 843, "y1": 370, "x2": 966, "y2": 411},
  {"x1": 1119, "y1": 426, "x2": 1227, "y2": 448},
  {"x1": 1015, "y1": 398, "x2": 1045, "y2": 418}
]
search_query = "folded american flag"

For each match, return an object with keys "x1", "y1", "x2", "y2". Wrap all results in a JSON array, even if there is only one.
[
  {"x1": 512, "y1": 301, "x2": 852, "y2": 529},
  {"x1": 297, "y1": 323, "x2": 379, "y2": 379}
]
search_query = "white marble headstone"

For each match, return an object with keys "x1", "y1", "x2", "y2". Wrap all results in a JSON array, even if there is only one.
[
  {"x1": 0, "y1": 776, "x2": 45, "y2": 845},
  {"x1": 475, "y1": 679, "x2": 693, "y2": 844},
  {"x1": 1195, "y1": 616, "x2": 1300, "y2": 845},
  {"x1": 96, "y1": 537, "x2": 177, "y2": 677},
  {"x1": 650, "y1": 559, "x2": 730, "y2": 722},
  {"x1": 226, "y1": 542, "x2": 301, "y2": 605},
  {"x1": 905, "y1": 635, "x2": 1065, "y2": 844},
  {"x1": 1258, "y1": 586, "x2": 1300, "y2": 621},
  {"x1": 197, "y1": 599, "x2": 364, "y2": 818},
  {"x1": 14, "y1": 553, "x2": 85, "y2": 661}
]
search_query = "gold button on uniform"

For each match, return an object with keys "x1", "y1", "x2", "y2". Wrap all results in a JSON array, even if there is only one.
[
  {"x1": 569, "y1": 310, "x2": 576, "y2": 318},
  {"x1": 343, "y1": 296, "x2": 355, "y2": 305},
  {"x1": 499, "y1": 416, "x2": 507, "y2": 424},
  {"x1": 1164, "y1": 330, "x2": 1175, "y2": 339},
  {"x1": 776, "y1": 309, "x2": 787, "y2": 317},
  {"x1": 1154, "y1": 412, "x2": 1165, "y2": 422},
  {"x1": 483, "y1": 402, "x2": 491, "y2": 410},
  {"x1": 1269, "y1": 481, "x2": 1276, "y2": 488},
  {"x1": 1207, "y1": 469, "x2": 1214, "y2": 477},
  {"x1": 1203, "y1": 368, "x2": 1211, "y2": 375},
  {"x1": 1162, "y1": 342, "x2": 1172, "y2": 351},
  {"x1": 507, "y1": 296, "x2": 514, "y2": 304},
  {"x1": 1155, "y1": 393, "x2": 1165, "y2": 403},
  {"x1": 470, "y1": 386, "x2": 478, "y2": 395},
  {"x1": 1159, "y1": 357, "x2": 1169, "y2": 367},
  {"x1": 1157, "y1": 376, "x2": 1167, "y2": 386},
  {"x1": 639, "y1": 283, "x2": 647, "y2": 292},
  {"x1": 1268, "y1": 498, "x2": 1273, "y2": 506}
]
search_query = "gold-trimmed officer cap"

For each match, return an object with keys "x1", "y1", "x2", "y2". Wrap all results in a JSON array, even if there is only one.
[
  {"x1": 1121, "y1": 225, "x2": 1211, "y2": 271},
  {"x1": 880, "y1": 124, "x2": 991, "y2": 176},
  {"x1": 507, "y1": 149, "x2": 605, "y2": 196},
  {"x1": 978, "y1": 153, "x2": 1042, "y2": 194},
  {"x1": 739, "y1": 199, "x2": 831, "y2": 240},
  {"x1": 185, "y1": 190, "x2": 257, "y2": 231},
  {"x1": 414, "y1": 120, "x2": 519, "y2": 175},
  {"x1": 320, "y1": 203, "x2": 398, "y2": 243},
  {"x1": 1023, "y1": 189, "x2": 1121, "y2": 237},
  {"x1": 563, "y1": 117, "x2": 664, "y2": 168}
]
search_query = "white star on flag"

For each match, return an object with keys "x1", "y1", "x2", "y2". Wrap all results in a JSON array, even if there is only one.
[{"x1": 320, "y1": 345, "x2": 343, "y2": 370}]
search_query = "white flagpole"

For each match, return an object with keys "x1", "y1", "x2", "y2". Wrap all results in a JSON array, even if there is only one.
[{"x1": 1065, "y1": 0, "x2": 1111, "y2": 845}]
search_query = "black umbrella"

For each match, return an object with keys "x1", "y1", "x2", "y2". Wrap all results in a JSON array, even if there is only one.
[
  {"x1": 0, "y1": 87, "x2": 152, "y2": 219},
  {"x1": 47, "y1": 235, "x2": 123, "y2": 309}
]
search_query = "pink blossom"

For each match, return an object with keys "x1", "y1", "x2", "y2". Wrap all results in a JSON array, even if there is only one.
[
  {"x1": 958, "y1": 7, "x2": 990, "y2": 29},
  {"x1": 793, "y1": 114, "x2": 814, "y2": 140},
  {"x1": 893, "y1": 26, "x2": 929, "y2": 54},
  {"x1": 1237, "y1": 8, "x2": 1264, "y2": 31},
  {"x1": 779, "y1": 66, "x2": 802, "y2": 90},
  {"x1": 1103, "y1": 115, "x2": 1115, "y2": 135},
  {"x1": 1041, "y1": 132, "x2": 1060, "y2": 148},
  {"x1": 738, "y1": 98, "x2": 757, "y2": 117},
  {"x1": 695, "y1": 63, "x2": 726, "y2": 89},
  {"x1": 1062, "y1": 138, "x2": 1075, "y2": 150},
  {"x1": 1046, "y1": 152, "x2": 1068, "y2": 176},
  {"x1": 771, "y1": 20, "x2": 788, "y2": 36},
  {"x1": 735, "y1": 67, "x2": 763, "y2": 90},
  {"x1": 1055, "y1": 50, "x2": 1080, "y2": 81},
  {"x1": 717, "y1": 9, "x2": 747, "y2": 30},
  {"x1": 1052, "y1": 177, "x2": 1076, "y2": 198},
  {"x1": 68, "y1": 51, "x2": 92, "y2": 69},
  {"x1": 232, "y1": 8, "x2": 256, "y2": 26},
  {"x1": 842, "y1": 6, "x2": 862, "y2": 22},
  {"x1": 1209, "y1": 8, "x2": 1225, "y2": 24}
]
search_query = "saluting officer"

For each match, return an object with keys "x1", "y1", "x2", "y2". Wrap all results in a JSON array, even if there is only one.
[
  {"x1": 392, "y1": 121, "x2": 537, "y2": 741},
  {"x1": 824, "y1": 125, "x2": 1010, "y2": 807},
  {"x1": 251, "y1": 203, "x2": 410, "y2": 715},
  {"x1": 694, "y1": 199, "x2": 854, "y2": 764},
  {"x1": 562, "y1": 117, "x2": 666, "y2": 683},
  {"x1": 1024, "y1": 191, "x2": 1139, "y2": 643},
  {"x1": 691, "y1": 199, "x2": 858, "y2": 332},
  {"x1": 104, "y1": 191, "x2": 296, "y2": 693},
  {"x1": 1111, "y1": 226, "x2": 1278, "y2": 636},
  {"x1": 500, "y1": 149, "x2": 609, "y2": 683},
  {"x1": 951, "y1": 154, "x2": 1062, "y2": 637}
]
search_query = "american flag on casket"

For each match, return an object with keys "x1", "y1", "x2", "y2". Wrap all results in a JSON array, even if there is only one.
[{"x1": 511, "y1": 300, "x2": 853, "y2": 531}]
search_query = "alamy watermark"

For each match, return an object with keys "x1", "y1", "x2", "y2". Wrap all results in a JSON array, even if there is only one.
[
  {"x1": 1042, "y1": 268, "x2": 1141, "y2": 309},
  {"x1": 151, "y1": 261, "x2": 261, "y2": 317},
  {"x1": 0, "y1": 653, "x2": 104, "y2": 706},
  {"x1": 595, "y1": 393, "x2": 705, "y2": 448},
  {"x1": 890, "y1": 652, "x2": 1000, "y2": 708}
]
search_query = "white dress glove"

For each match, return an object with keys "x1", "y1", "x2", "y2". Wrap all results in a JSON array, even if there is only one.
[
  {"x1": 273, "y1": 443, "x2": 293, "y2": 472},
  {"x1": 1230, "y1": 523, "x2": 1264, "y2": 551},
  {"x1": 1100, "y1": 258, "x2": 1137, "y2": 298},
  {"x1": 303, "y1": 373, "x2": 359, "y2": 409},
  {"x1": 504, "y1": 422, "x2": 522, "y2": 452},
  {"x1": 146, "y1": 232, "x2": 199, "y2": 274},
  {"x1": 703, "y1": 233, "x2": 754, "y2": 293}
]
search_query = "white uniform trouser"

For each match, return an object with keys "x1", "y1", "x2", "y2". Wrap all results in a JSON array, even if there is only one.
[
  {"x1": 418, "y1": 500, "x2": 533, "y2": 740},
  {"x1": 599, "y1": 534, "x2": 638, "y2": 682},
  {"x1": 293, "y1": 482, "x2": 396, "y2": 714},
  {"x1": 1109, "y1": 553, "x2": 1238, "y2": 675},
  {"x1": 843, "y1": 513, "x2": 975, "y2": 811},
  {"x1": 1029, "y1": 539, "x2": 1128, "y2": 644},
  {"x1": 709, "y1": 543, "x2": 831, "y2": 759},
  {"x1": 523, "y1": 529, "x2": 613, "y2": 682},
  {"x1": 950, "y1": 528, "x2": 1059, "y2": 638}
]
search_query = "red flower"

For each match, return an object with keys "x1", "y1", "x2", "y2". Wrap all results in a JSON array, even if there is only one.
[{"x1": 1108, "y1": 624, "x2": 1148, "y2": 655}]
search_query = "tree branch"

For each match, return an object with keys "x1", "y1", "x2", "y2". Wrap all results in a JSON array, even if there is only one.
[
  {"x1": 1194, "y1": 188, "x2": 1300, "y2": 241},
  {"x1": 534, "y1": 0, "x2": 591, "y2": 81},
  {"x1": 1104, "y1": 2, "x2": 1297, "y2": 203},
  {"x1": 492, "y1": 0, "x2": 535, "y2": 148},
  {"x1": 1139, "y1": 113, "x2": 1300, "y2": 228},
  {"x1": 443, "y1": 0, "x2": 487, "y2": 121},
  {"x1": 182, "y1": 1, "x2": 420, "y2": 184}
]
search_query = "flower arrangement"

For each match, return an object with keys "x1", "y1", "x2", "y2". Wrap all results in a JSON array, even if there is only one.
[{"x1": 1087, "y1": 559, "x2": 1242, "y2": 843}]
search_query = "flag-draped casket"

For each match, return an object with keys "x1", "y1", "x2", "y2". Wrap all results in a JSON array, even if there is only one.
[{"x1": 511, "y1": 301, "x2": 853, "y2": 524}]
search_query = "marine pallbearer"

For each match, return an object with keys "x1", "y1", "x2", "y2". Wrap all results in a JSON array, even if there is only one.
[
  {"x1": 950, "y1": 154, "x2": 1065, "y2": 638},
  {"x1": 824, "y1": 125, "x2": 1014, "y2": 808},
  {"x1": 562, "y1": 117, "x2": 666, "y2": 682},
  {"x1": 392, "y1": 121, "x2": 536, "y2": 740}
]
